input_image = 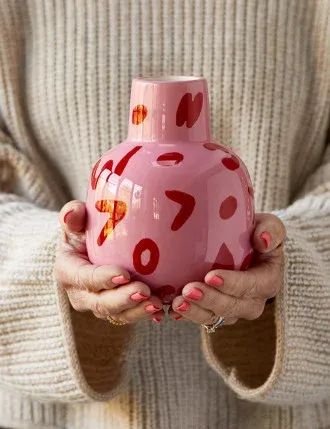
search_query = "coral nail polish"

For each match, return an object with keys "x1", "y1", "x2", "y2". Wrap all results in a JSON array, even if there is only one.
[
  {"x1": 208, "y1": 275, "x2": 224, "y2": 287},
  {"x1": 177, "y1": 301, "x2": 190, "y2": 312},
  {"x1": 152, "y1": 317, "x2": 162, "y2": 323},
  {"x1": 130, "y1": 292, "x2": 149, "y2": 302},
  {"x1": 112, "y1": 275, "x2": 130, "y2": 285},
  {"x1": 185, "y1": 287, "x2": 203, "y2": 301},
  {"x1": 145, "y1": 304, "x2": 161, "y2": 313},
  {"x1": 260, "y1": 231, "x2": 271, "y2": 248},
  {"x1": 63, "y1": 209, "x2": 74, "y2": 223}
]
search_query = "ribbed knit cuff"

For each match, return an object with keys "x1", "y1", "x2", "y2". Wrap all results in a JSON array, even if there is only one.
[
  {"x1": 0, "y1": 197, "x2": 140, "y2": 402},
  {"x1": 201, "y1": 194, "x2": 330, "y2": 405}
]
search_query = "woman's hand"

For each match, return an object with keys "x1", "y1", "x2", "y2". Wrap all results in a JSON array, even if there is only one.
[
  {"x1": 168, "y1": 213, "x2": 286, "y2": 325},
  {"x1": 54, "y1": 200, "x2": 165, "y2": 324}
]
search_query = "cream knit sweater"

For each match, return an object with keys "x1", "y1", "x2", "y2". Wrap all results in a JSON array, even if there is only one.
[{"x1": 0, "y1": 1, "x2": 329, "y2": 428}]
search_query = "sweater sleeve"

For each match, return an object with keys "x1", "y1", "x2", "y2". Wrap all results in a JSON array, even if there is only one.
[
  {"x1": 200, "y1": 141, "x2": 330, "y2": 406},
  {"x1": 0, "y1": 136, "x2": 140, "y2": 402}
]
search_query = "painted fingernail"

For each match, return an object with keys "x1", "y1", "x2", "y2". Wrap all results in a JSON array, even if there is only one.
[
  {"x1": 260, "y1": 231, "x2": 271, "y2": 248},
  {"x1": 130, "y1": 292, "x2": 149, "y2": 302},
  {"x1": 63, "y1": 209, "x2": 74, "y2": 223},
  {"x1": 208, "y1": 275, "x2": 224, "y2": 287},
  {"x1": 185, "y1": 287, "x2": 203, "y2": 301},
  {"x1": 152, "y1": 317, "x2": 162, "y2": 323},
  {"x1": 112, "y1": 275, "x2": 130, "y2": 285},
  {"x1": 177, "y1": 301, "x2": 190, "y2": 312},
  {"x1": 174, "y1": 315, "x2": 183, "y2": 320},
  {"x1": 145, "y1": 304, "x2": 161, "y2": 313}
]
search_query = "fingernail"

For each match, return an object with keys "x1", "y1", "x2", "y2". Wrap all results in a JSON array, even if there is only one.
[
  {"x1": 63, "y1": 209, "x2": 74, "y2": 223},
  {"x1": 185, "y1": 287, "x2": 203, "y2": 301},
  {"x1": 152, "y1": 317, "x2": 162, "y2": 323},
  {"x1": 130, "y1": 292, "x2": 149, "y2": 302},
  {"x1": 260, "y1": 231, "x2": 271, "y2": 248},
  {"x1": 112, "y1": 275, "x2": 130, "y2": 285},
  {"x1": 208, "y1": 275, "x2": 224, "y2": 287},
  {"x1": 174, "y1": 315, "x2": 183, "y2": 320},
  {"x1": 145, "y1": 304, "x2": 161, "y2": 313},
  {"x1": 177, "y1": 301, "x2": 190, "y2": 312}
]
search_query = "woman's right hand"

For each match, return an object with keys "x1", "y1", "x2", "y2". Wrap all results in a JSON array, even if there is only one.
[{"x1": 54, "y1": 200, "x2": 165, "y2": 324}]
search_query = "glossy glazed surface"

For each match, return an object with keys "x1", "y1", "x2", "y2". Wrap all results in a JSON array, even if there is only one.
[{"x1": 86, "y1": 77, "x2": 255, "y2": 303}]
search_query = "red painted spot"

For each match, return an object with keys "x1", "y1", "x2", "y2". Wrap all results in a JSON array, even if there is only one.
[
  {"x1": 165, "y1": 190, "x2": 196, "y2": 231},
  {"x1": 95, "y1": 200, "x2": 127, "y2": 246},
  {"x1": 114, "y1": 146, "x2": 142, "y2": 176},
  {"x1": 156, "y1": 152, "x2": 184, "y2": 166},
  {"x1": 133, "y1": 238, "x2": 160, "y2": 275},
  {"x1": 176, "y1": 92, "x2": 203, "y2": 128},
  {"x1": 203, "y1": 143, "x2": 221, "y2": 151},
  {"x1": 222, "y1": 156, "x2": 240, "y2": 170},
  {"x1": 155, "y1": 285, "x2": 177, "y2": 304},
  {"x1": 203, "y1": 142, "x2": 232, "y2": 153},
  {"x1": 248, "y1": 185, "x2": 254, "y2": 198},
  {"x1": 91, "y1": 158, "x2": 114, "y2": 190},
  {"x1": 212, "y1": 243, "x2": 235, "y2": 270},
  {"x1": 132, "y1": 104, "x2": 147, "y2": 125},
  {"x1": 240, "y1": 251, "x2": 254, "y2": 271},
  {"x1": 219, "y1": 196, "x2": 237, "y2": 219}
]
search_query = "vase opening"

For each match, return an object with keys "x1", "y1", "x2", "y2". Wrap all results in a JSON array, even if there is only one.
[{"x1": 135, "y1": 75, "x2": 205, "y2": 83}]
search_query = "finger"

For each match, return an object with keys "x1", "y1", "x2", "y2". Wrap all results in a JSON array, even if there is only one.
[
  {"x1": 91, "y1": 281, "x2": 154, "y2": 315},
  {"x1": 179, "y1": 282, "x2": 266, "y2": 320},
  {"x1": 67, "y1": 283, "x2": 161, "y2": 318},
  {"x1": 204, "y1": 247, "x2": 283, "y2": 300},
  {"x1": 118, "y1": 300, "x2": 165, "y2": 324},
  {"x1": 60, "y1": 200, "x2": 86, "y2": 234},
  {"x1": 252, "y1": 213, "x2": 286, "y2": 253},
  {"x1": 168, "y1": 308, "x2": 238, "y2": 325},
  {"x1": 171, "y1": 295, "x2": 217, "y2": 325},
  {"x1": 55, "y1": 248, "x2": 131, "y2": 292},
  {"x1": 59, "y1": 201, "x2": 87, "y2": 253}
]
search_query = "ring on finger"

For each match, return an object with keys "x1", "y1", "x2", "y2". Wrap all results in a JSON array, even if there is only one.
[
  {"x1": 202, "y1": 312, "x2": 225, "y2": 334},
  {"x1": 107, "y1": 315, "x2": 128, "y2": 326}
]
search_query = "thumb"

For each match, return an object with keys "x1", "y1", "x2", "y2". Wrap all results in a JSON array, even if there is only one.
[{"x1": 59, "y1": 200, "x2": 87, "y2": 253}]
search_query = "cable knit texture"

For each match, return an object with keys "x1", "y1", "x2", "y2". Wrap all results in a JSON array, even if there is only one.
[{"x1": 0, "y1": 1, "x2": 329, "y2": 428}]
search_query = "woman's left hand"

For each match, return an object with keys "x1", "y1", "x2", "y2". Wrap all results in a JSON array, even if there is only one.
[{"x1": 169, "y1": 213, "x2": 286, "y2": 325}]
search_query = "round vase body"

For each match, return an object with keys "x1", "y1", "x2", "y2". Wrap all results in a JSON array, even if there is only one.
[{"x1": 86, "y1": 76, "x2": 255, "y2": 303}]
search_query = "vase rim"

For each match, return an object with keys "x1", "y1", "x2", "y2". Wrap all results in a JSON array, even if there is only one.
[{"x1": 133, "y1": 75, "x2": 205, "y2": 83}]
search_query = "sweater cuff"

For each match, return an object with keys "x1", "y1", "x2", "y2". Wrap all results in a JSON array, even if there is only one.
[
  {"x1": 200, "y1": 195, "x2": 330, "y2": 405},
  {"x1": 0, "y1": 198, "x2": 140, "y2": 402}
]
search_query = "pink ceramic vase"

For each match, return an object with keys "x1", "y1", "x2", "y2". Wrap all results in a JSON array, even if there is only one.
[{"x1": 86, "y1": 76, "x2": 255, "y2": 304}]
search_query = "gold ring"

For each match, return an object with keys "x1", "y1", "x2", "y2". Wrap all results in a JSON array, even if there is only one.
[{"x1": 107, "y1": 315, "x2": 127, "y2": 326}]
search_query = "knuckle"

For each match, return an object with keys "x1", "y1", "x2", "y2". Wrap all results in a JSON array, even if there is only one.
[
  {"x1": 235, "y1": 275, "x2": 249, "y2": 298},
  {"x1": 74, "y1": 263, "x2": 87, "y2": 290},
  {"x1": 90, "y1": 265, "x2": 102, "y2": 290},
  {"x1": 69, "y1": 297, "x2": 84, "y2": 312},
  {"x1": 246, "y1": 300, "x2": 265, "y2": 320},
  {"x1": 225, "y1": 297, "x2": 239, "y2": 318},
  {"x1": 246, "y1": 271, "x2": 259, "y2": 297},
  {"x1": 91, "y1": 300, "x2": 109, "y2": 317}
]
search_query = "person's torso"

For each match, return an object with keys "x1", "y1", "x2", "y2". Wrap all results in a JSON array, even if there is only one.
[{"x1": 0, "y1": 1, "x2": 329, "y2": 429}]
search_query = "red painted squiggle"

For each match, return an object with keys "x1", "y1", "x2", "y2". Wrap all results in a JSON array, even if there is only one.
[
  {"x1": 133, "y1": 238, "x2": 160, "y2": 275},
  {"x1": 165, "y1": 190, "x2": 196, "y2": 231},
  {"x1": 95, "y1": 199, "x2": 127, "y2": 246}
]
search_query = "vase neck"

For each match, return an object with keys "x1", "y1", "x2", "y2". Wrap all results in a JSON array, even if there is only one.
[{"x1": 127, "y1": 76, "x2": 211, "y2": 143}]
